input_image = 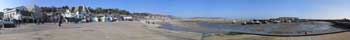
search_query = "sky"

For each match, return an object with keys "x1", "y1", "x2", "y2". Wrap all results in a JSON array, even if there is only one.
[{"x1": 1, "y1": 0, "x2": 350, "y2": 19}]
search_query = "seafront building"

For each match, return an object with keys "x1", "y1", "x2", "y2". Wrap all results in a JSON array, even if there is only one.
[
  {"x1": 0, "y1": 5, "x2": 174, "y2": 23},
  {"x1": 62, "y1": 6, "x2": 92, "y2": 22},
  {"x1": 2, "y1": 8, "x2": 22, "y2": 20},
  {"x1": 61, "y1": 6, "x2": 134, "y2": 22},
  {"x1": 1, "y1": 5, "x2": 44, "y2": 23}
]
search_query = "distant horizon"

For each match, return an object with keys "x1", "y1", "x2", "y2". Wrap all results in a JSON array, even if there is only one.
[{"x1": 1, "y1": 0, "x2": 350, "y2": 19}]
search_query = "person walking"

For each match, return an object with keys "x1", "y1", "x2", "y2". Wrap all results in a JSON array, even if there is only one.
[{"x1": 58, "y1": 15, "x2": 64, "y2": 27}]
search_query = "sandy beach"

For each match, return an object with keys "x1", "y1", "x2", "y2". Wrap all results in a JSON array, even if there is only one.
[
  {"x1": 0, "y1": 21, "x2": 201, "y2": 40},
  {"x1": 0, "y1": 20, "x2": 349, "y2": 40}
]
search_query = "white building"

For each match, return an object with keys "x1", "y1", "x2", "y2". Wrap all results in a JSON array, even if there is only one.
[
  {"x1": 61, "y1": 6, "x2": 92, "y2": 22},
  {"x1": 62, "y1": 9, "x2": 75, "y2": 18},
  {"x1": 73, "y1": 6, "x2": 91, "y2": 19},
  {"x1": 2, "y1": 5, "x2": 43, "y2": 21},
  {"x1": 62, "y1": 6, "x2": 91, "y2": 18},
  {"x1": 2, "y1": 8, "x2": 22, "y2": 20},
  {"x1": 123, "y1": 16, "x2": 133, "y2": 21}
]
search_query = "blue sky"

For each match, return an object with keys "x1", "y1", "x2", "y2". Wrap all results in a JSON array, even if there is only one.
[{"x1": 1, "y1": 0, "x2": 350, "y2": 19}]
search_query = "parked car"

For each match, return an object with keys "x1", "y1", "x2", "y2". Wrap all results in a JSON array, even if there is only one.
[{"x1": 0, "y1": 20, "x2": 16, "y2": 28}]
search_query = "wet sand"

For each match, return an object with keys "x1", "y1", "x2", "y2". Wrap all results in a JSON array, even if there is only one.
[
  {"x1": 168, "y1": 20, "x2": 350, "y2": 40},
  {"x1": 206, "y1": 32, "x2": 350, "y2": 40}
]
